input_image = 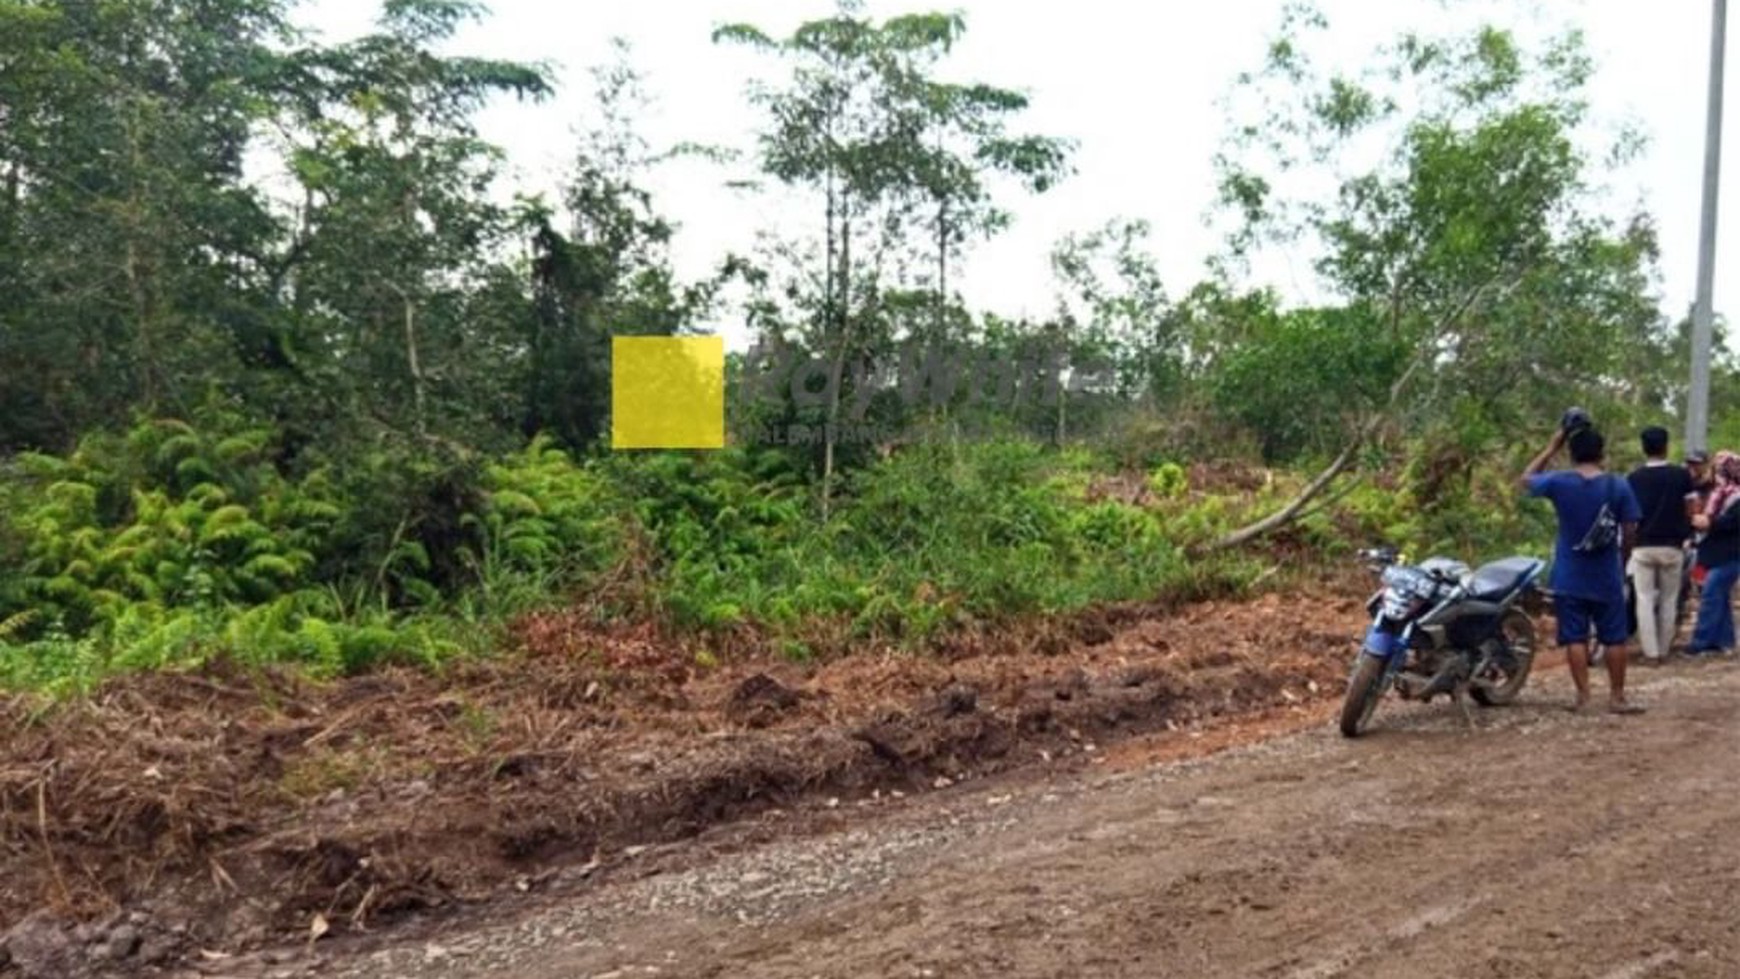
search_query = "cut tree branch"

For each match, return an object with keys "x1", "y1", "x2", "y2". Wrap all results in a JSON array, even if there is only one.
[{"x1": 1196, "y1": 278, "x2": 1503, "y2": 555}]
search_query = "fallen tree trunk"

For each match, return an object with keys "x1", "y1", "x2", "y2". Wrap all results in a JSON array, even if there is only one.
[
  {"x1": 1196, "y1": 279, "x2": 1502, "y2": 555},
  {"x1": 1199, "y1": 431, "x2": 1368, "y2": 554}
]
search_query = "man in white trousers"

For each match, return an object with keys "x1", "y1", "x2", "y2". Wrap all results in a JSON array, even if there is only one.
[{"x1": 1626, "y1": 426, "x2": 1700, "y2": 664}]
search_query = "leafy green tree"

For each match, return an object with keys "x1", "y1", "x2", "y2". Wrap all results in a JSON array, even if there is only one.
[
  {"x1": 1049, "y1": 219, "x2": 1171, "y2": 407},
  {"x1": 1209, "y1": 305, "x2": 1408, "y2": 461},
  {"x1": 526, "y1": 40, "x2": 729, "y2": 451},
  {"x1": 890, "y1": 50, "x2": 1073, "y2": 347},
  {"x1": 275, "y1": 0, "x2": 549, "y2": 448},
  {"x1": 1218, "y1": 16, "x2": 1663, "y2": 428},
  {"x1": 715, "y1": 1, "x2": 1070, "y2": 512},
  {"x1": 1204, "y1": 11, "x2": 1667, "y2": 544},
  {"x1": 0, "y1": 0, "x2": 294, "y2": 451}
]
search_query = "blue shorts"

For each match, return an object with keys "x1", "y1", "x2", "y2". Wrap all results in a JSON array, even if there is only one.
[{"x1": 1556, "y1": 594, "x2": 1630, "y2": 647}]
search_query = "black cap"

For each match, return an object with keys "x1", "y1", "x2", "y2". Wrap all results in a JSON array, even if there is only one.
[{"x1": 1687, "y1": 449, "x2": 1711, "y2": 464}]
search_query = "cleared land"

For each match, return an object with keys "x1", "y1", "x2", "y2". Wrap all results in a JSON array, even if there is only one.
[{"x1": 5, "y1": 584, "x2": 1736, "y2": 979}]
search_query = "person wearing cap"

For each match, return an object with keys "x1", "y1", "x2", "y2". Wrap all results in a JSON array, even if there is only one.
[
  {"x1": 1625, "y1": 427, "x2": 1699, "y2": 665},
  {"x1": 1520, "y1": 413, "x2": 1646, "y2": 713}
]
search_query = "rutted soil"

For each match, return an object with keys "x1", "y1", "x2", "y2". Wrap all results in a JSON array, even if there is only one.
[
  {"x1": 0, "y1": 579, "x2": 1371, "y2": 977},
  {"x1": 215, "y1": 657, "x2": 1740, "y2": 979}
]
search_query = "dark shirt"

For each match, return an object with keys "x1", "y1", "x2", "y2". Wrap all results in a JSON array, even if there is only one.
[
  {"x1": 1627, "y1": 462, "x2": 1696, "y2": 548},
  {"x1": 1698, "y1": 502, "x2": 1740, "y2": 567}
]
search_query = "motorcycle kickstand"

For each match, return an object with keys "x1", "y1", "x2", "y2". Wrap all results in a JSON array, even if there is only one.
[{"x1": 1451, "y1": 683, "x2": 1476, "y2": 732}]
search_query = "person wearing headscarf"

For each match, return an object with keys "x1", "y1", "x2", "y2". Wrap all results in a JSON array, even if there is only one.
[
  {"x1": 1703, "y1": 451, "x2": 1740, "y2": 517},
  {"x1": 1688, "y1": 450, "x2": 1740, "y2": 656}
]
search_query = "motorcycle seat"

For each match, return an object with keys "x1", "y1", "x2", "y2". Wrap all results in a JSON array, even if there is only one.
[{"x1": 1467, "y1": 557, "x2": 1543, "y2": 601}]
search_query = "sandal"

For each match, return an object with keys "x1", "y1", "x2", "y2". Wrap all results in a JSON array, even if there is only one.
[{"x1": 1607, "y1": 703, "x2": 1646, "y2": 715}]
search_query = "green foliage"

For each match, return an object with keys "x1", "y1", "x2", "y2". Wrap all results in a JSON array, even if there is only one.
[
  {"x1": 467, "y1": 437, "x2": 622, "y2": 581},
  {"x1": 1213, "y1": 13, "x2": 1670, "y2": 461},
  {"x1": 1208, "y1": 305, "x2": 1407, "y2": 461},
  {"x1": 0, "y1": 412, "x2": 611, "y2": 691},
  {"x1": 0, "y1": 0, "x2": 294, "y2": 451},
  {"x1": 2, "y1": 409, "x2": 335, "y2": 637},
  {"x1": 1147, "y1": 462, "x2": 1189, "y2": 499},
  {"x1": 605, "y1": 448, "x2": 808, "y2": 628},
  {"x1": 618, "y1": 440, "x2": 1241, "y2": 646},
  {"x1": 0, "y1": 2, "x2": 1706, "y2": 702},
  {"x1": 0, "y1": 402, "x2": 1612, "y2": 696}
]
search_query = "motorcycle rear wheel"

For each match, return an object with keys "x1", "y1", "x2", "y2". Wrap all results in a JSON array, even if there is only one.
[
  {"x1": 1470, "y1": 608, "x2": 1535, "y2": 706},
  {"x1": 1339, "y1": 655, "x2": 1389, "y2": 738}
]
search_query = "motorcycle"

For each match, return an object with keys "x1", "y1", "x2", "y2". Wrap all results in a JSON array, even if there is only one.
[{"x1": 1340, "y1": 546, "x2": 1545, "y2": 737}]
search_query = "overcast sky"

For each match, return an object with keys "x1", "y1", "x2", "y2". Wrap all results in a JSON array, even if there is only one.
[{"x1": 292, "y1": 0, "x2": 1734, "y2": 350}]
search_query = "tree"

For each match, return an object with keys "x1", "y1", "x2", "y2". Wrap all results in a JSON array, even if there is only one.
[
  {"x1": 1202, "y1": 10, "x2": 1667, "y2": 547},
  {"x1": 715, "y1": 1, "x2": 1070, "y2": 513},
  {"x1": 1208, "y1": 305, "x2": 1407, "y2": 461},
  {"x1": 524, "y1": 40, "x2": 706, "y2": 451},
  {"x1": 893, "y1": 59, "x2": 1073, "y2": 348},
  {"x1": 0, "y1": 0, "x2": 294, "y2": 451},
  {"x1": 1049, "y1": 219, "x2": 1171, "y2": 408},
  {"x1": 275, "y1": 0, "x2": 550, "y2": 450}
]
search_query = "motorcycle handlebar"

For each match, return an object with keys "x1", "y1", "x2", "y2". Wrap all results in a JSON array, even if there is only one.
[{"x1": 1357, "y1": 546, "x2": 1401, "y2": 566}]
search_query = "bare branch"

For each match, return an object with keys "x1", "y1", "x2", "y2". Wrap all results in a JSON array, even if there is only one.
[{"x1": 1195, "y1": 277, "x2": 1502, "y2": 555}]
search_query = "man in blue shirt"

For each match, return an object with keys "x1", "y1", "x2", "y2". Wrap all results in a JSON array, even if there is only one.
[{"x1": 1520, "y1": 423, "x2": 1646, "y2": 714}]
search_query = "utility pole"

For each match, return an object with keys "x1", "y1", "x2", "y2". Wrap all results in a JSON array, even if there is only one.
[{"x1": 1689, "y1": 0, "x2": 1728, "y2": 452}]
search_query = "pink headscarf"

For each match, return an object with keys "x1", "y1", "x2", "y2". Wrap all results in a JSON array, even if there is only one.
[{"x1": 1705, "y1": 450, "x2": 1740, "y2": 517}]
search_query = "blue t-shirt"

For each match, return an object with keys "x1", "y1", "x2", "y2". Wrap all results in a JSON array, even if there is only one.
[{"x1": 1526, "y1": 470, "x2": 1642, "y2": 602}]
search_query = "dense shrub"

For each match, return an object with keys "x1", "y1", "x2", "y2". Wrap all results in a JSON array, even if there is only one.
[
  {"x1": 0, "y1": 414, "x2": 634, "y2": 690},
  {"x1": 0, "y1": 404, "x2": 1578, "y2": 693}
]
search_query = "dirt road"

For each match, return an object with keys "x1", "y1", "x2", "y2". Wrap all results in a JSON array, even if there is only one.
[{"x1": 195, "y1": 657, "x2": 1740, "y2": 979}]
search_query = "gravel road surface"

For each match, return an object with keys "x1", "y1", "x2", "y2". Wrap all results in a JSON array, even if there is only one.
[{"x1": 190, "y1": 660, "x2": 1740, "y2": 979}]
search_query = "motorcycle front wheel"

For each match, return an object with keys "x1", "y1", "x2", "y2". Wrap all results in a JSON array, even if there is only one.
[
  {"x1": 1339, "y1": 655, "x2": 1389, "y2": 738},
  {"x1": 1470, "y1": 608, "x2": 1535, "y2": 706}
]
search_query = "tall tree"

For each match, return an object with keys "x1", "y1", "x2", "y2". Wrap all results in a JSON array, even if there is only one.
[
  {"x1": 715, "y1": 1, "x2": 1070, "y2": 511},
  {"x1": 526, "y1": 39, "x2": 726, "y2": 451},
  {"x1": 274, "y1": 0, "x2": 550, "y2": 449},
  {"x1": 0, "y1": 0, "x2": 294, "y2": 451},
  {"x1": 1202, "y1": 11, "x2": 1666, "y2": 547},
  {"x1": 893, "y1": 54, "x2": 1073, "y2": 347},
  {"x1": 1049, "y1": 219, "x2": 1171, "y2": 406}
]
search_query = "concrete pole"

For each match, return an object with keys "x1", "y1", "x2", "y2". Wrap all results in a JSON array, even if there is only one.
[{"x1": 1688, "y1": 0, "x2": 1727, "y2": 452}]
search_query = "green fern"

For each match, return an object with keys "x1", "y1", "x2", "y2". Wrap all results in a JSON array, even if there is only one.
[{"x1": 0, "y1": 610, "x2": 36, "y2": 642}]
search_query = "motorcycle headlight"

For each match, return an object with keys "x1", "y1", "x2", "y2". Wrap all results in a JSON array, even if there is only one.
[
  {"x1": 1384, "y1": 566, "x2": 1439, "y2": 598},
  {"x1": 1380, "y1": 591, "x2": 1424, "y2": 619},
  {"x1": 1378, "y1": 566, "x2": 1436, "y2": 619}
]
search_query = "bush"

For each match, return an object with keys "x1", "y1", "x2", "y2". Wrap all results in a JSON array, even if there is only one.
[
  {"x1": 619, "y1": 440, "x2": 1221, "y2": 647},
  {"x1": 0, "y1": 410, "x2": 339, "y2": 640},
  {"x1": 459, "y1": 435, "x2": 628, "y2": 616},
  {"x1": 0, "y1": 403, "x2": 1564, "y2": 693},
  {"x1": 0, "y1": 411, "x2": 630, "y2": 689},
  {"x1": 1208, "y1": 306, "x2": 1407, "y2": 463}
]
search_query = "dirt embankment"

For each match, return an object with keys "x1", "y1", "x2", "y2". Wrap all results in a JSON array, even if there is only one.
[
  {"x1": 0, "y1": 577, "x2": 1373, "y2": 977},
  {"x1": 378, "y1": 659, "x2": 1735, "y2": 979}
]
